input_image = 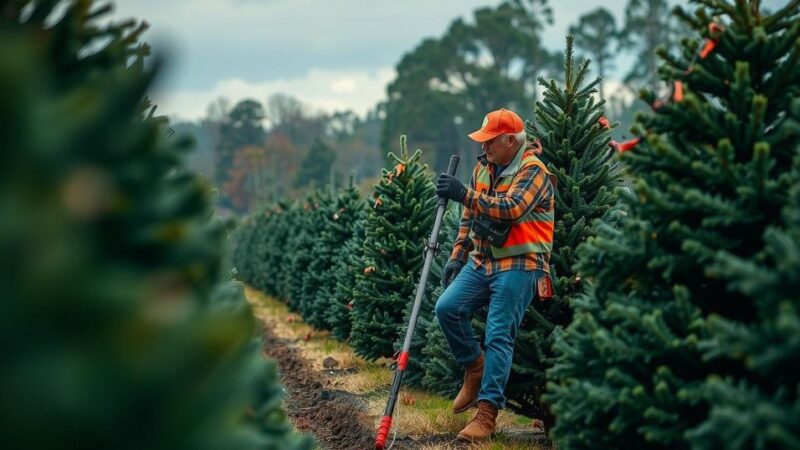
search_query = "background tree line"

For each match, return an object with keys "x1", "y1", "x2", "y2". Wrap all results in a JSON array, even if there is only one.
[
  {"x1": 174, "y1": 94, "x2": 384, "y2": 214},
  {"x1": 174, "y1": 0, "x2": 680, "y2": 215}
]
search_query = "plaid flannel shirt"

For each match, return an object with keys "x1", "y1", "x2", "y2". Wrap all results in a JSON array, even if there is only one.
[{"x1": 449, "y1": 153, "x2": 553, "y2": 275}]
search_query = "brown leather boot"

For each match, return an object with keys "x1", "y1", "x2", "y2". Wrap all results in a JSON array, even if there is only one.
[
  {"x1": 457, "y1": 400, "x2": 498, "y2": 443},
  {"x1": 452, "y1": 353, "x2": 484, "y2": 413}
]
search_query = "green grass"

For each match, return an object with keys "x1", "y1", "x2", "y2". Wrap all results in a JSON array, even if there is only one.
[
  {"x1": 319, "y1": 338, "x2": 347, "y2": 353},
  {"x1": 513, "y1": 414, "x2": 532, "y2": 426}
]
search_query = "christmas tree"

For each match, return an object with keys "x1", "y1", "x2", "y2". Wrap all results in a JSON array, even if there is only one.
[
  {"x1": 273, "y1": 201, "x2": 303, "y2": 302},
  {"x1": 326, "y1": 208, "x2": 368, "y2": 341},
  {"x1": 0, "y1": 1, "x2": 310, "y2": 449},
  {"x1": 283, "y1": 191, "x2": 326, "y2": 313},
  {"x1": 349, "y1": 137, "x2": 438, "y2": 361},
  {"x1": 232, "y1": 216, "x2": 257, "y2": 284},
  {"x1": 547, "y1": 2, "x2": 800, "y2": 449},
  {"x1": 233, "y1": 212, "x2": 272, "y2": 292},
  {"x1": 499, "y1": 36, "x2": 623, "y2": 421},
  {"x1": 311, "y1": 178, "x2": 368, "y2": 332},
  {"x1": 252, "y1": 211, "x2": 280, "y2": 293},
  {"x1": 232, "y1": 199, "x2": 299, "y2": 301},
  {"x1": 295, "y1": 189, "x2": 336, "y2": 324},
  {"x1": 261, "y1": 200, "x2": 296, "y2": 299}
]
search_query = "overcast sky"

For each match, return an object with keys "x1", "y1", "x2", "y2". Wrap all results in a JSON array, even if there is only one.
[{"x1": 114, "y1": 0, "x2": 789, "y2": 121}]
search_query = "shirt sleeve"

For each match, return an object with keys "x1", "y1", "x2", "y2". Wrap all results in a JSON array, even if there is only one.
[
  {"x1": 461, "y1": 164, "x2": 550, "y2": 222},
  {"x1": 449, "y1": 164, "x2": 478, "y2": 262}
]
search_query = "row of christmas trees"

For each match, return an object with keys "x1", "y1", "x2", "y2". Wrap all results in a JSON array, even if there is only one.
[
  {"x1": 1, "y1": 1, "x2": 312, "y2": 449},
  {"x1": 234, "y1": 1, "x2": 800, "y2": 448}
]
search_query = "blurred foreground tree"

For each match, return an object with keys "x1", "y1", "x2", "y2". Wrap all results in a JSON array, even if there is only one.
[{"x1": 0, "y1": 2, "x2": 311, "y2": 449}]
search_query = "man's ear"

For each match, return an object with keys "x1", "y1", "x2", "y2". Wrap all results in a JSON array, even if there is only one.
[{"x1": 510, "y1": 135, "x2": 519, "y2": 148}]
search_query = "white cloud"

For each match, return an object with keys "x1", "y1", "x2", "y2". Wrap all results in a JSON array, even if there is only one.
[
  {"x1": 152, "y1": 66, "x2": 639, "y2": 124},
  {"x1": 330, "y1": 77, "x2": 358, "y2": 94},
  {"x1": 601, "y1": 79, "x2": 638, "y2": 105},
  {"x1": 152, "y1": 67, "x2": 395, "y2": 122}
]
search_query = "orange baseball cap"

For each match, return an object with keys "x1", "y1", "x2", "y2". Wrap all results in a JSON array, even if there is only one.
[{"x1": 468, "y1": 108, "x2": 524, "y2": 142}]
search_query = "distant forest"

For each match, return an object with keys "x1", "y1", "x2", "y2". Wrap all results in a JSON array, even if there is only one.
[{"x1": 177, "y1": 0, "x2": 686, "y2": 214}]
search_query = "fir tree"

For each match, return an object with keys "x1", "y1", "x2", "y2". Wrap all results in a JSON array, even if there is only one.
[
  {"x1": 260, "y1": 200, "x2": 295, "y2": 299},
  {"x1": 274, "y1": 201, "x2": 303, "y2": 302},
  {"x1": 547, "y1": 2, "x2": 800, "y2": 449},
  {"x1": 282, "y1": 192, "x2": 323, "y2": 312},
  {"x1": 500, "y1": 36, "x2": 623, "y2": 421},
  {"x1": 251, "y1": 212, "x2": 278, "y2": 293},
  {"x1": 349, "y1": 136, "x2": 438, "y2": 361},
  {"x1": 233, "y1": 211, "x2": 278, "y2": 292},
  {"x1": 311, "y1": 178, "x2": 368, "y2": 332},
  {"x1": 0, "y1": 2, "x2": 310, "y2": 449},
  {"x1": 232, "y1": 214, "x2": 259, "y2": 285},
  {"x1": 326, "y1": 209, "x2": 368, "y2": 341},
  {"x1": 234, "y1": 200, "x2": 299, "y2": 300},
  {"x1": 295, "y1": 189, "x2": 336, "y2": 323}
]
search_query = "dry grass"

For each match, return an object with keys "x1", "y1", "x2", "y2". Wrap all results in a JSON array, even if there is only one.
[
  {"x1": 365, "y1": 390, "x2": 544, "y2": 448},
  {"x1": 367, "y1": 391, "x2": 470, "y2": 436},
  {"x1": 245, "y1": 286, "x2": 549, "y2": 450},
  {"x1": 247, "y1": 287, "x2": 393, "y2": 393},
  {"x1": 416, "y1": 441, "x2": 548, "y2": 450}
]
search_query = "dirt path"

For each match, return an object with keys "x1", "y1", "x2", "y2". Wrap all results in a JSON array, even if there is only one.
[
  {"x1": 261, "y1": 327, "x2": 462, "y2": 449},
  {"x1": 261, "y1": 327, "x2": 377, "y2": 449}
]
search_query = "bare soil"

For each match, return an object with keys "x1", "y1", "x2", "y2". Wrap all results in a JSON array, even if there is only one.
[{"x1": 261, "y1": 327, "x2": 476, "y2": 449}]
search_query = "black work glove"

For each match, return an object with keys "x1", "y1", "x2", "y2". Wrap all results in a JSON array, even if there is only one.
[
  {"x1": 442, "y1": 260, "x2": 464, "y2": 288},
  {"x1": 435, "y1": 173, "x2": 467, "y2": 203}
]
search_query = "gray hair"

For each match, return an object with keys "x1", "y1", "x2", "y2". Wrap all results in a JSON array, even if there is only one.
[
  {"x1": 501, "y1": 131, "x2": 527, "y2": 146},
  {"x1": 514, "y1": 130, "x2": 527, "y2": 145}
]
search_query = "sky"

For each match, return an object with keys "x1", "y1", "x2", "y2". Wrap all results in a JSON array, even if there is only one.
[{"x1": 114, "y1": 0, "x2": 789, "y2": 122}]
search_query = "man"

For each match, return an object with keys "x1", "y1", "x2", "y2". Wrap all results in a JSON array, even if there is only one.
[{"x1": 434, "y1": 108, "x2": 555, "y2": 443}]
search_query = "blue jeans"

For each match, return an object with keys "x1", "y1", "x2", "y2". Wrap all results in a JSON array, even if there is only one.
[{"x1": 434, "y1": 260, "x2": 541, "y2": 409}]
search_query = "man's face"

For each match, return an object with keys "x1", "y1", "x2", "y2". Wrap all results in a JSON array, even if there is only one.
[{"x1": 482, "y1": 135, "x2": 516, "y2": 165}]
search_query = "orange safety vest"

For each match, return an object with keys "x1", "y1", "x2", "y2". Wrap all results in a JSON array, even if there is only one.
[{"x1": 472, "y1": 147, "x2": 554, "y2": 258}]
